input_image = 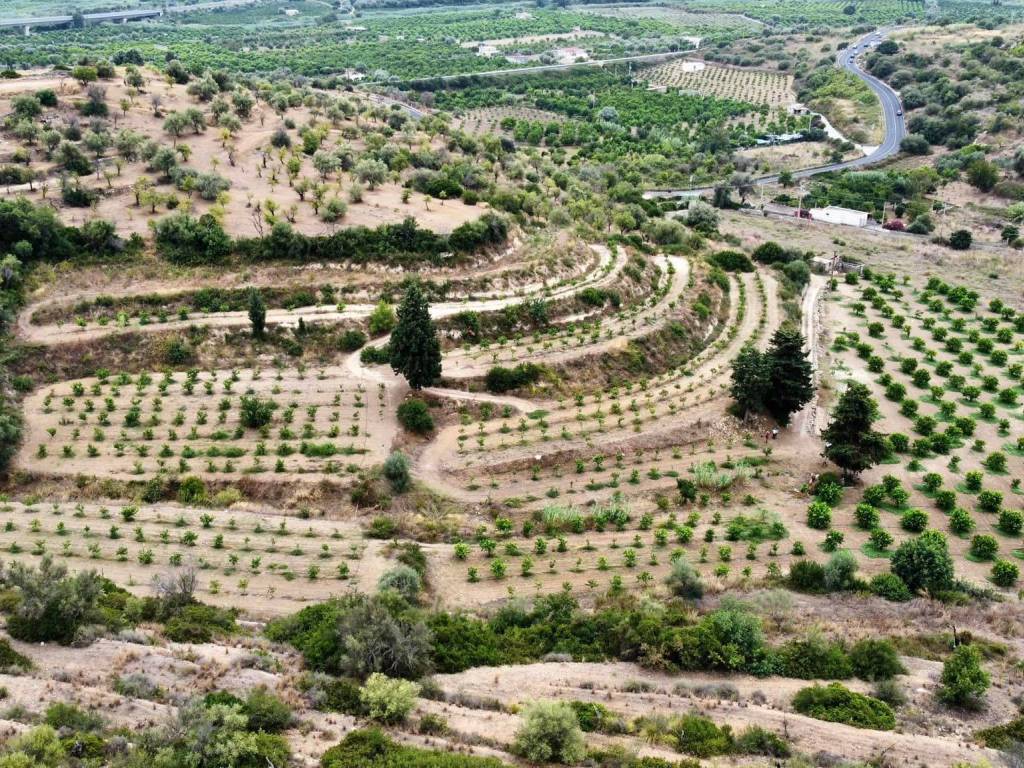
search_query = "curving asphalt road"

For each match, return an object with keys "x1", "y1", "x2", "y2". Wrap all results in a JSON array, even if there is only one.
[{"x1": 644, "y1": 28, "x2": 907, "y2": 199}]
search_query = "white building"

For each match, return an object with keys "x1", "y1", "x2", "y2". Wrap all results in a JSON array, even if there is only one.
[
  {"x1": 281, "y1": 8, "x2": 299, "y2": 16},
  {"x1": 477, "y1": 43, "x2": 500, "y2": 57},
  {"x1": 809, "y1": 206, "x2": 869, "y2": 227}
]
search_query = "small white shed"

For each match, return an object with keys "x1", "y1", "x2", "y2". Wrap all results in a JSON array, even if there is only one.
[{"x1": 809, "y1": 206, "x2": 869, "y2": 227}]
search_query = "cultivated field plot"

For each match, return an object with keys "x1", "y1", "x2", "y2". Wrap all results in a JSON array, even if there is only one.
[
  {"x1": 0, "y1": 499, "x2": 395, "y2": 611},
  {"x1": 18, "y1": 237, "x2": 610, "y2": 347},
  {"x1": 574, "y1": 3, "x2": 762, "y2": 32},
  {"x1": 640, "y1": 60, "x2": 795, "y2": 107},
  {"x1": 440, "y1": 254, "x2": 679, "y2": 377},
  {"x1": 452, "y1": 106, "x2": 565, "y2": 136},
  {"x1": 417, "y1": 267, "x2": 781, "y2": 512},
  {"x1": 17, "y1": 366, "x2": 396, "y2": 482},
  {"x1": 685, "y1": 0, "x2": 924, "y2": 26},
  {"x1": 826, "y1": 273, "x2": 1024, "y2": 589}
]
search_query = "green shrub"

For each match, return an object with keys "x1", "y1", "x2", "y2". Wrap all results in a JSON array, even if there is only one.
[
  {"x1": 890, "y1": 530, "x2": 954, "y2": 596},
  {"x1": 976, "y1": 716, "x2": 1024, "y2": 750},
  {"x1": 665, "y1": 556, "x2": 703, "y2": 599},
  {"x1": 382, "y1": 451, "x2": 411, "y2": 493},
  {"x1": 934, "y1": 490, "x2": 957, "y2": 512},
  {"x1": 426, "y1": 612, "x2": 503, "y2": 674},
  {"x1": 204, "y1": 690, "x2": 244, "y2": 708},
  {"x1": 418, "y1": 713, "x2": 450, "y2": 735},
  {"x1": 360, "y1": 343, "x2": 391, "y2": 364},
  {"x1": 969, "y1": 534, "x2": 998, "y2": 561},
  {"x1": 938, "y1": 645, "x2": 989, "y2": 709},
  {"x1": 0, "y1": 638, "x2": 31, "y2": 672},
  {"x1": 366, "y1": 516, "x2": 399, "y2": 539},
  {"x1": 485, "y1": 363, "x2": 542, "y2": 393},
  {"x1": 977, "y1": 490, "x2": 1003, "y2": 514},
  {"x1": 321, "y1": 729, "x2": 509, "y2": 768},
  {"x1": 266, "y1": 594, "x2": 432, "y2": 680},
  {"x1": 991, "y1": 559, "x2": 1019, "y2": 588},
  {"x1": 300, "y1": 674, "x2": 366, "y2": 716},
  {"x1": 734, "y1": 726, "x2": 790, "y2": 757},
  {"x1": 339, "y1": 329, "x2": 368, "y2": 352},
  {"x1": 823, "y1": 550, "x2": 858, "y2": 591},
  {"x1": 514, "y1": 700, "x2": 586, "y2": 764},
  {"x1": 239, "y1": 396, "x2": 277, "y2": 429},
  {"x1": 854, "y1": 503, "x2": 879, "y2": 530},
  {"x1": 869, "y1": 573, "x2": 911, "y2": 602},
  {"x1": 900, "y1": 508, "x2": 928, "y2": 533},
  {"x1": 997, "y1": 509, "x2": 1023, "y2": 536},
  {"x1": 162, "y1": 336, "x2": 193, "y2": 365},
  {"x1": 707, "y1": 250, "x2": 754, "y2": 272},
  {"x1": 669, "y1": 713, "x2": 734, "y2": 758},
  {"x1": 779, "y1": 633, "x2": 852, "y2": 680},
  {"x1": 849, "y1": 639, "x2": 905, "y2": 681},
  {"x1": 788, "y1": 560, "x2": 826, "y2": 593},
  {"x1": 806, "y1": 501, "x2": 831, "y2": 530},
  {"x1": 949, "y1": 507, "x2": 975, "y2": 535},
  {"x1": 177, "y1": 475, "x2": 207, "y2": 505},
  {"x1": 791, "y1": 683, "x2": 895, "y2": 730},
  {"x1": 153, "y1": 213, "x2": 231, "y2": 265},
  {"x1": 815, "y1": 480, "x2": 844, "y2": 506},
  {"x1": 569, "y1": 700, "x2": 613, "y2": 733},
  {"x1": 359, "y1": 673, "x2": 420, "y2": 724},
  {"x1": 397, "y1": 398, "x2": 434, "y2": 434},
  {"x1": 378, "y1": 565, "x2": 422, "y2": 602},
  {"x1": 162, "y1": 602, "x2": 236, "y2": 643},
  {"x1": 3, "y1": 556, "x2": 103, "y2": 644},
  {"x1": 44, "y1": 701, "x2": 104, "y2": 732},
  {"x1": 244, "y1": 686, "x2": 293, "y2": 733},
  {"x1": 368, "y1": 301, "x2": 397, "y2": 335}
]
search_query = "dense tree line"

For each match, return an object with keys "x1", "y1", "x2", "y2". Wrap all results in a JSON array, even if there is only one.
[
  {"x1": 236, "y1": 213, "x2": 508, "y2": 266},
  {"x1": 267, "y1": 587, "x2": 912, "y2": 683}
]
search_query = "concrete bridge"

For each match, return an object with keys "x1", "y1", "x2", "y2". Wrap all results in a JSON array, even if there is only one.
[{"x1": 0, "y1": 7, "x2": 163, "y2": 35}]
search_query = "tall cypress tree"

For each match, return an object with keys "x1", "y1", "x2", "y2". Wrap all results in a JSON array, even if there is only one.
[
  {"x1": 248, "y1": 288, "x2": 266, "y2": 339},
  {"x1": 390, "y1": 281, "x2": 441, "y2": 390},
  {"x1": 730, "y1": 344, "x2": 771, "y2": 418},
  {"x1": 765, "y1": 326, "x2": 813, "y2": 425},
  {"x1": 822, "y1": 381, "x2": 888, "y2": 480}
]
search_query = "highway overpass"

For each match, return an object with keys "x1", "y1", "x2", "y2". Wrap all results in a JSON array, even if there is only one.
[{"x1": 0, "y1": 7, "x2": 162, "y2": 35}]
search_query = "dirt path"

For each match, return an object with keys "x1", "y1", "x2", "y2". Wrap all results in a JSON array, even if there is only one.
[{"x1": 795, "y1": 274, "x2": 828, "y2": 437}]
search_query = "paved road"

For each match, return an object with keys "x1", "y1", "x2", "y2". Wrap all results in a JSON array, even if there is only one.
[{"x1": 644, "y1": 28, "x2": 907, "y2": 199}]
